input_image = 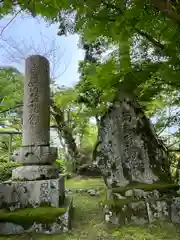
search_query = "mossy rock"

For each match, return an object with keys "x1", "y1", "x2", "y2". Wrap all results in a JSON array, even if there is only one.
[
  {"x1": 111, "y1": 183, "x2": 179, "y2": 195},
  {"x1": 103, "y1": 182, "x2": 178, "y2": 214},
  {"x1": 0, "y1": 206, "x2": 66, "y2": 227},
  {"x1": 103, "y1": 183, "x2": 179, "y2": 212},
  {"x1": 107, "y1": 198, "x2": 134, "y2": 208}
]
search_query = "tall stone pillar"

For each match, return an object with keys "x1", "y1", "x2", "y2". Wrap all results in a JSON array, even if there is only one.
[
  {"x1": 0, "y1": 55, "x2": 72, "y2": 236},
  {"x1": 12, "y1": 55, "x2": 57, "y2": 166},
  {"x1": 22, "y1": 55, "x2": 50, "y2": 146},
  {"x1": 5, "y1": 55, "x2": 65, "y2": 208}
]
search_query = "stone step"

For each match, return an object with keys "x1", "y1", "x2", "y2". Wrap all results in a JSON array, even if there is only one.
[{"x1": 0, "y1": 197, "x2": 73, "y2": 235}]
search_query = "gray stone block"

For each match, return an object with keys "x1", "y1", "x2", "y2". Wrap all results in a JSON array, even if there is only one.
[
  {"x1": 0, "y1": 223, "x2": 24, "y2": 235},
  {"x1": 0, "y1": 177, "x2": 65, "y2": 210},
  {"x1": 12, "y1": 165, "x2": 59, "y2": 180},
  {"x1": 146, "y1": 200, "x2": 169, "y2": 223},
  {"x1": 103, "y1": 187, "x2": 174, "y2": 225},
  {"x1": 0, "y1": 197, "x2": 73, "y2": 235},
  {"x1": 11, "y1": 146, "x2": 57, "y2": 165},
  {"x1": 171, "y1": 197, "x2": 180, "y2": 224}
]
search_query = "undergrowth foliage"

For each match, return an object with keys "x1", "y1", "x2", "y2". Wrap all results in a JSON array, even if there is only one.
[{"x1": 0, "y1": 162, "x2": 22, "y2": 182}]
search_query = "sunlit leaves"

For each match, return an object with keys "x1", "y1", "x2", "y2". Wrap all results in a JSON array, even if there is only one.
[
  {"x1": 0, "y1": 67, "x2": 23, "y2": 112},
  {"x1": 80, "y1": 122, "x2": 97, "y2": 154},
  {"x1": 0, "y1": 66, "x2": 23, "y2": 162},
  {"x1": 53, "y1": 87, "x2": 78, "y2": 109},
  {"x1": 158, "y1": 64, "x2": 180, "y2": 89}
]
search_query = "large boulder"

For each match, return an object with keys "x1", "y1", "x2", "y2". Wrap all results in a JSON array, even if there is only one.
[
  {"x1": 94, "y1": 91, "x2": 171, "y2": 188},
  {"x1": 94, "y1": 91, "x2": 178, "y2": 225}
]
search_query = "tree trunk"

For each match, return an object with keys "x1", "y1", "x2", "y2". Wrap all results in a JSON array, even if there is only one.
[{"x1": 51, "y1": 101, "x2": 87, "y2": 172}]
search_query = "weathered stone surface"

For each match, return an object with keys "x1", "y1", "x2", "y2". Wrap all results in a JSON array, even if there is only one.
[
  {"x1": 0, "y1": 177, "x2": 65, "y2": 210},
  {"x1": 94, "y1": 91, "x2": 171, "y2": 188},
  {"x1": 12, "y1": 165, "x2": 59, "y2": 180},
  {"x1": 103, "y1": 183, "x2": 180, "y2": 225},
  {"x1": 125, "y1": 190, "x2": 133, "y2": 197},
  {"x1": 22, "y1": 55, "x2": 50, "y2": 146},
  {"x1": 11, "y1": 146, "x2": 57, "y2": 165},
  {"x1": 10, "y1": 56, "x2": 57, "y2": 167},
  {"x1": 87, "y1": 189, "x2": 100, "y2": 196},
  {"x1": 171, "y1": 197, "x2": 180, "y2": 223},
  {"x1": 65, "y1": 188, "x2": 101, "y2": 197},
  {"x1": 129, "y1": 201, "x2": 148, "y2": 224},
  {"x1": 0, "y1": 198, "x2": 73, "y2": 235},
  {"x1": 0, "y1": 223, "x2": 24, "y2": 235},
  {"x1": 104, "y1": 199, "x2": 170, "y2": 225},
  {"x1": 146, "y1": 200, "x2": 169, "y2": 223}
]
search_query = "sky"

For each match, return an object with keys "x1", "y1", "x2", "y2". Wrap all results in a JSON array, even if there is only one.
[{"x1": 0, "y1": 13, "x2": 85, "y2": 87}]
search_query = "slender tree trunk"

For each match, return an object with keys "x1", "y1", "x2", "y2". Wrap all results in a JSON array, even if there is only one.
[{"x1": 51, "y1": 101, "x2": 85, "y2": 172}]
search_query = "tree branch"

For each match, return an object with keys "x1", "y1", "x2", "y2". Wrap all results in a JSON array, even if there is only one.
[
  {"x1": 0, "y1": 104, "x2": 23, "y2": 114},
  {"x1": 149, "y1": 0, "x2": 180, "y2": 25},
  {"x1": 135, "y1": 29, "x2": 165, "y2": 50},
  {"x1": 50, "y1": 100, "x2": 80, "y2": 166},
  {"x1": 168, "y1": 140, "x2": 180, "y2": 148},
  {"x1": 92, "y1": 11, "x2": 170, "y2": 58},
  {"x1": 168, "y1": 149, "x2": 180, "y2": 152},
  {"x1": 0, "y1": 10, "x2": 21, "y2": 37}
]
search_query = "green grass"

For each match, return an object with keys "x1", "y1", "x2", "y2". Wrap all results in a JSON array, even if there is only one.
[
  {"x1": 1, "y1": 177, "x2": 180, "y2": 240},
  {"x1": 65, "y1": 176, "x2": 105, "y2": 189}
]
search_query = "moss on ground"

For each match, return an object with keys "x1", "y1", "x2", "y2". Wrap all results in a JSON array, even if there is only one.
[
  {"x1": 0, "y1": 207, "x2": 66, "y2": 226},
  {"x1": 1, "y1": 177, "x2": 180, "y2": 240},
  {"x1": 65, "y1": 176, "x2": 105, "y2": 189}
]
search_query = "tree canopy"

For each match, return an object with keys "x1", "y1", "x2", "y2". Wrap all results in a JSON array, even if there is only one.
[{"x1": 0, "y1": 0, "x2": 180, "y2": 171}]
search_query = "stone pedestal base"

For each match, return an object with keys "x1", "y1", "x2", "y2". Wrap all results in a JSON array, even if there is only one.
[
  {"x1": 11, "y1": 146, "x2": 57, "y2": 165},
  {"x1": 12, "y1": 165, "x2": 59, "y2": 180},
  {"x1": 0, "y1": 176, "x2": 65, "y2": 211},
  {"x1": 0, "y1": 197, "x2": 73, "y2": 235},
  {"x1": 102, "y1": 184, "x2": 180, "y2": 225}
]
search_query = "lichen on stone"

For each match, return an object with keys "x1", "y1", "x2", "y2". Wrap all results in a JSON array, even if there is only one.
[{"x1": 94, "y1": 91, "x2": 172, "y2": 188}]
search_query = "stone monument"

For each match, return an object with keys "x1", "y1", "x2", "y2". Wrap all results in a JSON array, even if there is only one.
[
  {"x1": 0, "y1": 55, "x2": 72, "y2": 235},
  {"x1": 95, "y1": 91, "x2": 180, "y2": 225}
]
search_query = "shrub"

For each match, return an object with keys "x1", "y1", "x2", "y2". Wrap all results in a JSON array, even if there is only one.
[
  {"x1": 56, "y1": 158, "x2": 74, "y2": 174},
  {"x1": 56, "y1": 158, "x2": 67, "y2": 173},
  {"x1": 0, "y1": 162, "x2": 22, "y2": 182},
  {"x1": 77, "y1": 163, "x2": 102, "y2": 177}
]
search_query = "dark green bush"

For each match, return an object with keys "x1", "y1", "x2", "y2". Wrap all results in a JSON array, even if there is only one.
[{"x1": 0, "y1": 162, "x2": 22, "y2": 182}]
